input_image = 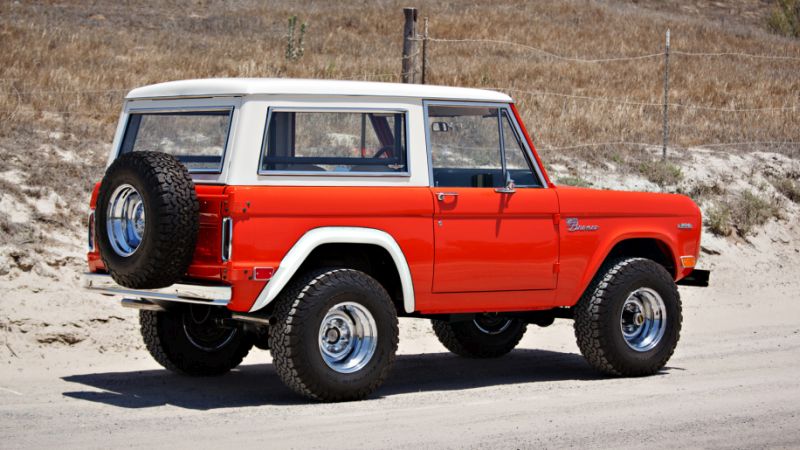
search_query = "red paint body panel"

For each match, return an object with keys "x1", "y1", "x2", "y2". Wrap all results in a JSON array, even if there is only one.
[
  {"x1": 87, "y1": 182, "x2": 103, "y2": 272},
  {"x1": 553, "y1": 186, "x2": 702, "y2": 306},
  {"x1": 223, "y1": 186, "x2": 435, "y2": 311},
  {"x1": 187, "y1": 185, "x2": 228, "y2": 280},
  {"x1": 431, "y1": 187, "x2": 559, "y2": 292}
]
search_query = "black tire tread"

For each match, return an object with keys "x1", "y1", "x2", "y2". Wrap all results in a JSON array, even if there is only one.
[
  {"x1": 139, "y1": 309, "x2": 253, "y2": 376},
  {"x1": 573, "y1": 257, "x2": 682, "y2": 376},
  {"x1": 269, "y1": 268, "x2": 399, "y2": 402},
  {"x1": 96, "y1": 151, "x2": 199, "y2": 289},
  {"x1": 432, "y1": 319, "x2": 526, "y2": 358}
]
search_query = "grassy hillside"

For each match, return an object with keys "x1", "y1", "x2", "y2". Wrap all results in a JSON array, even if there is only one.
[
  {"x1": 2, "y1": 0, "x2": 798, "y2": 149},
  {"x1": 0, "y1": 0, "x2": 798, "y2": 275}
]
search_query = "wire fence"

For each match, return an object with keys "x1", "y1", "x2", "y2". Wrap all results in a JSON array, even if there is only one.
[
  {"x1": 423, "y1": 36, "x2": 800, "y2": 63},
  {"x1": 486, "y1": 87, "x2": 800, "y2": 112},
  {"x1": 2, "y1": 12, "x2": 799, "y2": 157},
  {"x1": 409, "y1": 28, "x2": 800, "y2": 157}
]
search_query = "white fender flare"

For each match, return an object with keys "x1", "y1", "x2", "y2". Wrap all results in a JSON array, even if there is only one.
[{"x1": 249, "y1": 227, "x2": 416, "y2": 313}]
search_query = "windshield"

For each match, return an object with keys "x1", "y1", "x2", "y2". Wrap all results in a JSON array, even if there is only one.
[{"x1": 118, "y1": 109, "x2": 232, "y2": 172}]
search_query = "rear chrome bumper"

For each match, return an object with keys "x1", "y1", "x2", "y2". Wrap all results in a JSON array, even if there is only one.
[{"x1": 83, "y1": 273, "x2": 231, "y2": 307}]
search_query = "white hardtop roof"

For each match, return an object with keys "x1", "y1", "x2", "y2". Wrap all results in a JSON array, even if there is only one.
[{"x1": 126, "y1": 78, "x2": 513, "y2": 103}]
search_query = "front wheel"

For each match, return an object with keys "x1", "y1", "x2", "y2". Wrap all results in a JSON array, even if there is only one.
[
  {"x1": 269, "y1": 268, "x2": 399, "y2": 402},
  {"x1": 140, "y1": 305, "x2": 253, "y2": 376},
  {"x1": 573, "y1": 257, "x2": 682, "y2": 376}
]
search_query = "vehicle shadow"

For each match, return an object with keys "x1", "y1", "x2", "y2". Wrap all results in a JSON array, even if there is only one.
[{"x1": 62, "y1": 349, "x2": 623, "y2": 410}]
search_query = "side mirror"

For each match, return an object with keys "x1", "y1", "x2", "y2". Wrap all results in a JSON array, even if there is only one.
[
  {"x1": 495, "y1": 172, "x2": 516, "y2": 194},
  {"x1": 431, "y1": 121, "x2": 451, "y2": 132}
]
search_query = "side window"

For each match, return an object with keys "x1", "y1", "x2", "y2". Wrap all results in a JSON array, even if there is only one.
[
  {"x1": 501, "y1": 112, "x2": 541, "y2": 187},
  {"x1": 427, "y1": 105, "x2": 542, "y2": 188},
  {"x1": 428, "y1": 106, "x2": 504, "y2": 187},
  {"x1": 261, "y1": 111, "x2": 407, "y2": 173}
]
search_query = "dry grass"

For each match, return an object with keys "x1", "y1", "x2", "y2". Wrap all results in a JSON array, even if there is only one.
[
  {"x1": 1, "y1": 1, "x2": 799, "y2": 150},
  {"x1": 0, "y1": 0, "x2": 799, "y2": 249}
]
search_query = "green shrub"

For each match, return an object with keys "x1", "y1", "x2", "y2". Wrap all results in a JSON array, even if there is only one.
[
  {"x1": 636, "y1": 160, "x2": 683, "y2": 186},
  {"x1": 733, "y1": 191, "x2": 780, "y2": 236},
  {"x1": 768, "y1": 0, "x2": 800, "y2": 37},
  {"x1": 705, "y1": 203, "x2": 733, "y2": 237},
  {"x1": 686, "y1": 181, "x2": 726, "y2": 201},
  {"x1": 771, "y1": 176, "x2": 800, "y2": 203},
  {"x1": 704, "y1": 191, "x2": 783, "y2": 238},
  {"x1": 557, "y1": 176, "x2": 592, "y2": 187},
  {"x1": 285, "y1": 16, "x2": 307, "y2": 61}
]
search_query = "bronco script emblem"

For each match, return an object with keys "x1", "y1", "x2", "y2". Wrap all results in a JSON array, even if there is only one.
[{"x1": 566, "y1": 217, "x2": 600, "y2": 232}]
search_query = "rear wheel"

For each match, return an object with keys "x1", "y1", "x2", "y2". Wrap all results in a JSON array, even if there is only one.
[
  {"x1": 140, "y1": 305, "x2": 253, "y2": 376},
  {"x1": 269, "y1": 268, "x2": 399, "y2": 402},
  {"x1": 432, "y1": 314, "x2": 527, "y2": 358},
  {"x1": 573, "y1": 257, "x2": 682, "y2": 376}
]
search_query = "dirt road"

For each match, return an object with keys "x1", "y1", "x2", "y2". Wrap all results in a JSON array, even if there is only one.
[{"x1": 2, "y1": 233, "x2": 800, "y2": 449}]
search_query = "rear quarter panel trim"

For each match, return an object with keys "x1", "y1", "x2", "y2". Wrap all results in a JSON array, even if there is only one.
[{"x1": 249, "y1": 226, "x2": 417, "y2": 313}]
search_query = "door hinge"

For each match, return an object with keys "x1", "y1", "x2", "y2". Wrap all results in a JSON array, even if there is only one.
[
  {"x1": 553, "y1": 262, "x2": 561, "y2": 274},
  {"x1": 552, "y1": 213, "x2": 561, "y2": 226}
]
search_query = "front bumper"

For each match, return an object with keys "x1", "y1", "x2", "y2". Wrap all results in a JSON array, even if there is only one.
[{"x1": 83, "y1": 273, "x2": 231, "y2": 307}]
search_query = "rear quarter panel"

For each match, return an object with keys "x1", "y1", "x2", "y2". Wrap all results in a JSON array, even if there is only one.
[{"x1": 223, "y1": 186, "x2": 434, "y2": 311}]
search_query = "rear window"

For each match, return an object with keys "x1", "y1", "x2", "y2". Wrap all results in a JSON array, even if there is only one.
[
  {"x1": 261, "y1": 110, "x2": 408, "y2": 174},
  {"x1": 119, "y1": 109, "x2": 232, "y2": 172}
]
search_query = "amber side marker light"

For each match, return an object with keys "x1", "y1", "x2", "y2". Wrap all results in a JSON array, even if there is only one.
[{"x1": 680, "y1": 256, "x2": 697, "y2": 268}]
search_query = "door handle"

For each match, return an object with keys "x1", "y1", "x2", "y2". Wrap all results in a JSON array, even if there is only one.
[{"x1": 436, "y1": 192, "x2": 459, "y2": 201}]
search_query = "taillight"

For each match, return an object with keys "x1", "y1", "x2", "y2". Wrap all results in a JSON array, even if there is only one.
[
  {"x1": 221, "y1": 217, "x2": 232, "y2": 261},
  {"x1": 88, "y1": 210, "x2": 96, "y2": 251}
]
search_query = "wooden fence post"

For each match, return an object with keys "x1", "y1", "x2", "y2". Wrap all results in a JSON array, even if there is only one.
[
  {"x1": 402, "y1": 7, "x2": 418, "y2": 83},
  {"x1": 662, "y1": 29, "x2": 670, "y2": 160},
  {"x1": 421, "y1": 17, "x2": 429, "y2": 84}
]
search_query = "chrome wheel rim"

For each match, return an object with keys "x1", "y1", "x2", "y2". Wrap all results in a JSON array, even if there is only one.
[
  {"x1": 318, "y1": 302, "x2": 378, "y2": 374},
  {"x1": 106, "y1": 184, "x2": 146, "y2": 257},
  {"x1": 182, "y1": 305, "x2": 237, "y2": 352},
  {"x1": 473, "y1": 314, "x2": 512, "y2": 335},
  {"x1": 620, "y1": 287, "x2": 667, "y2": 352}
]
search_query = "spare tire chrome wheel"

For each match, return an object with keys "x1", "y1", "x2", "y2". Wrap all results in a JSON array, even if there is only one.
[{"x1": 106, "y1": 184, "x2": 146, "y2": 257}]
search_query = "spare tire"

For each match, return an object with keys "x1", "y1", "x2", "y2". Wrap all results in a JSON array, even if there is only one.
[{"x1": 95, "y1": 151, "x2": 199, "y2": 289}]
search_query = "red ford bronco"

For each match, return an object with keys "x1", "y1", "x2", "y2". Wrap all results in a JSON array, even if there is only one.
[{"x1": 84, "y1": 78, "x2": 709, "y2": 401}]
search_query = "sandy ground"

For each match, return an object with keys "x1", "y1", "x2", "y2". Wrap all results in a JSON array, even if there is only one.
[{"x1": 1, "y1": 224, "x2": 799, "y2": 449}]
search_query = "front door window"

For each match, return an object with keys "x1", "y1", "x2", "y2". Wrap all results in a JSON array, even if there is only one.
[{"x1": 428, "y1": 105, "x2": 540, "y2": 188}]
